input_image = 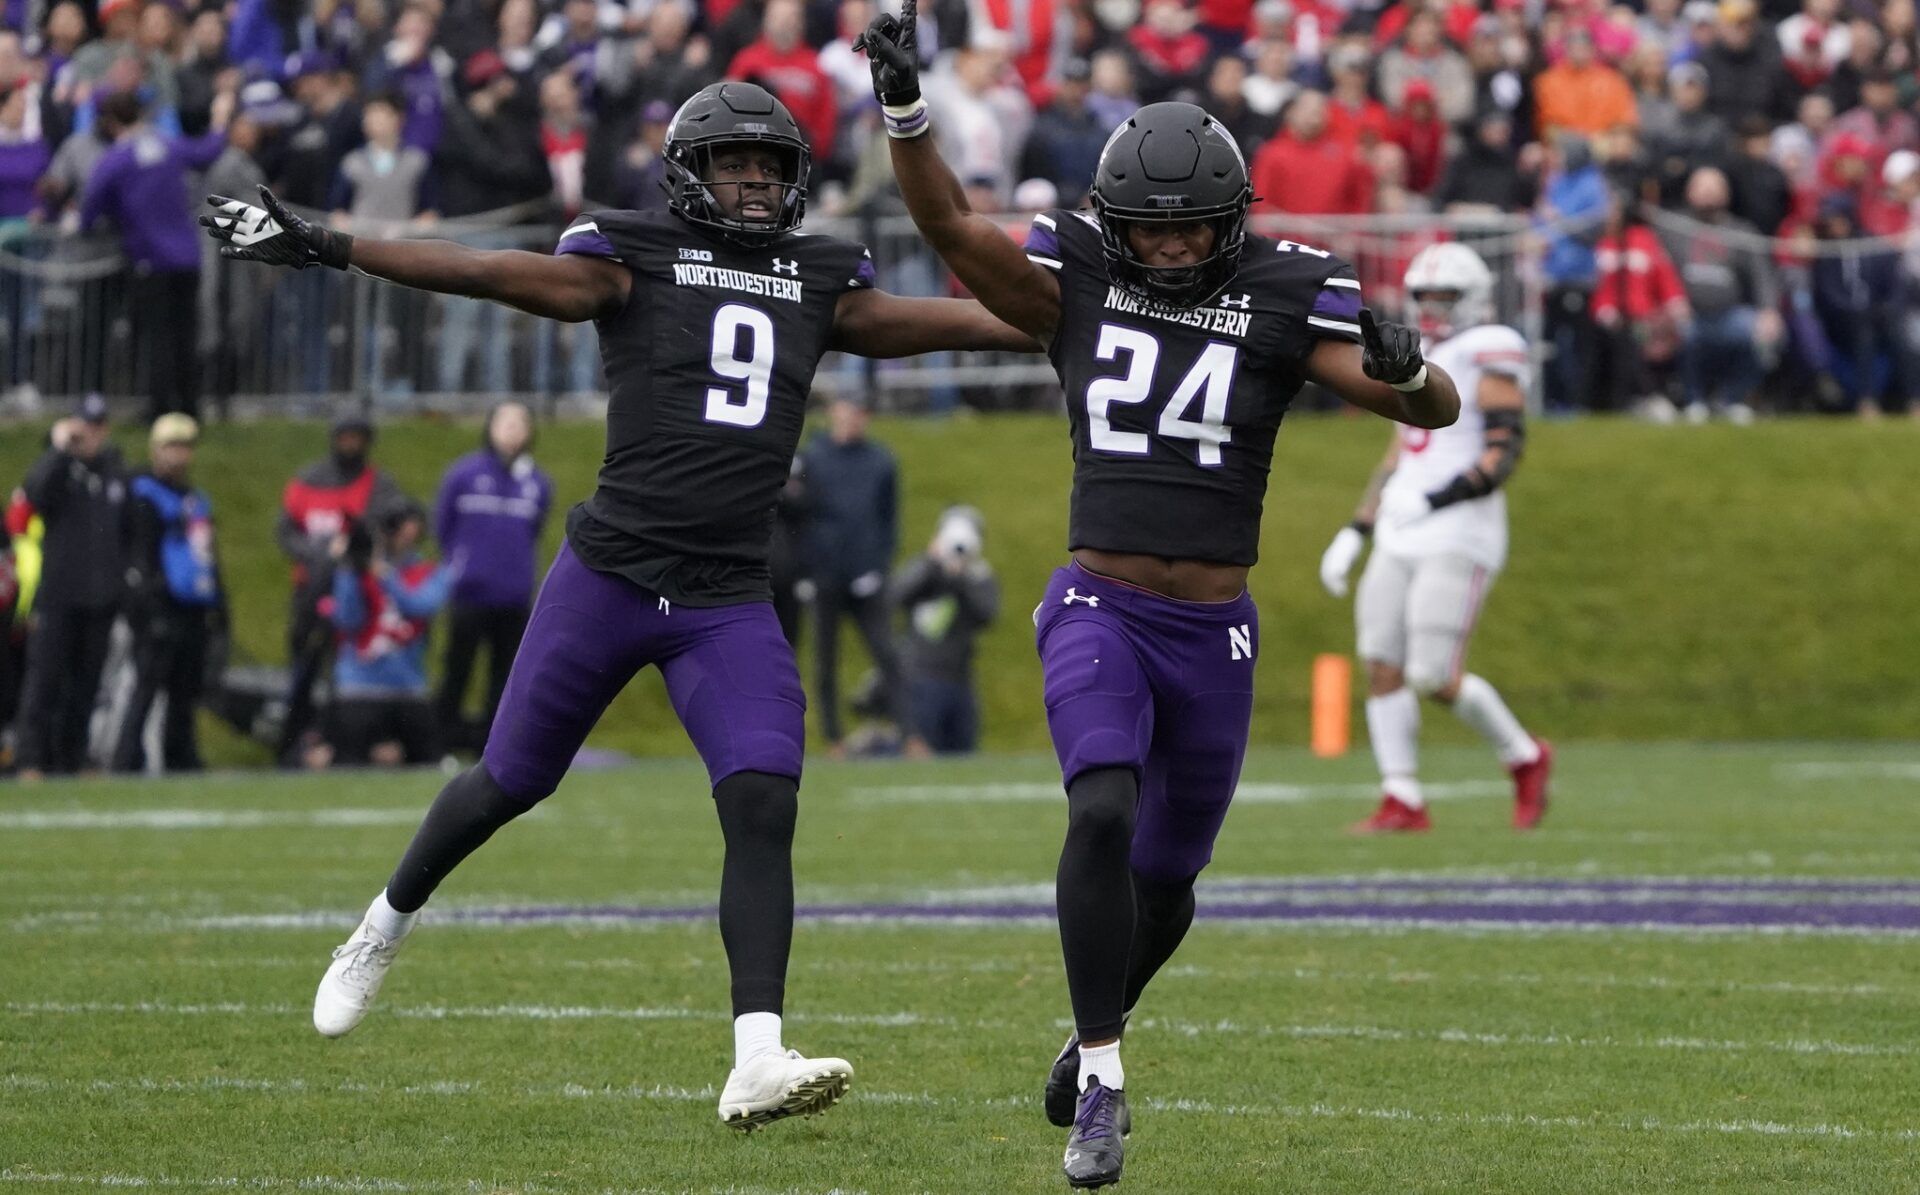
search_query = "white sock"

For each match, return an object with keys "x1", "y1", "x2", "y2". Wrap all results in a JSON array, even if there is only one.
[
  {"x1": 365, "y1": 890, "x2": 418, "y2": 940},
  {"x1": 733, "y1": 1011, "x2": 783, "y2": 1068},
  {"x1": 1366, "y1": 688, "x2": 1423, "y2": 807},
  {"x1": 1453, "y1": 674, "x2": 1538, "y2": 767},
  {"x1": 1078, "y1": 1040, "x2": 1124, "y2": 1092}
]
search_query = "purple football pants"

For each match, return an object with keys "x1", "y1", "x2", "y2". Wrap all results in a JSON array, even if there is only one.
[
  {"x1": 1035, "y1": 562, "x2": 1258, "y2": 883},
  {"x1": 482, "y1": 542, "x2": 806, "y2": 801}
]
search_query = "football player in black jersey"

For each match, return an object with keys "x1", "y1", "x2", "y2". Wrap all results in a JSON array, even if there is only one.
[
  {"x1": 859, "y1": 9, "x2": 1460, "y2": 1186},
  {"x1": 201, "y1": 81, "x2": 1037, "y2": 1132}
]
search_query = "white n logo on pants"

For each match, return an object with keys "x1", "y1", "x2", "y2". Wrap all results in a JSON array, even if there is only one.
[{"x1": 1229, "y1": 624, "x2": 1253, "y2": 661}]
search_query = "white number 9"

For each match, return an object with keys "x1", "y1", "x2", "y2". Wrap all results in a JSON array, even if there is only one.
[{"x1": 706, "y1": 303, "x2": 775, "y2": 428}]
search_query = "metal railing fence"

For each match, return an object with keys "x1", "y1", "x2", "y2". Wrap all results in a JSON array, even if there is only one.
[{"x1": 17, "y1": 204, "x2": 1888, "y2": 418}]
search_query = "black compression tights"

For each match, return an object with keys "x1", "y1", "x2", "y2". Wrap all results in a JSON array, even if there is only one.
[
  {"x1": 385, "y1": 764, "x2": 533, "y2": 913},
  {"x1": 713, "y1": 770, "x2": 798, "y2": 1017},
  {"x1": 1124, "y1": 872, "x2": 1197, "y2": 1014},
  {"x1": 1057, "y1": 767, "x2": 1138, "y2": 1042}
]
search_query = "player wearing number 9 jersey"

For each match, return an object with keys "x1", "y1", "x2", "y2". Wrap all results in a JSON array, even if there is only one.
[
  {"x1": 200, "y1": 81, "x2": 1037, "y2": 1130},
  {"x1": 858, "y1": 6, "x2": 1461, "y2": 1186}
]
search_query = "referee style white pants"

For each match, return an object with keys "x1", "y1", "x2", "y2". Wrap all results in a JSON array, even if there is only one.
[{"x1": 1355, "y1": 550, "x2": 1494, "y2": 695}]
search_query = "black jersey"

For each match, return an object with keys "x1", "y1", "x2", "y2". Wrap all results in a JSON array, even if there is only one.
[
  {"x1": 1025, "y1": 208, "x2": 1366, "y2": 566},
  {"x1": 555, "y1": 208, "x2": 875, "y2": 605}
]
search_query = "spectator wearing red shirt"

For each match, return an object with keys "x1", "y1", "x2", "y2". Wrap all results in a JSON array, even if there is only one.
[
  {"x1": 1829, "y1": 68, "x2": 1920, "y2": 168},
  {"x1": 1390, "y1": 77, "x2": 1447, "y2": 194},
  {"x1": 1252, "y1": 90, "x2": 1375, "y2": 214},
  {"x1": 1325, "y1": 45, "x2": 1394, "y2": 147},
  {"x1": 1593, "y1": 195, "x2": 1691, "y2": 409},
  {"x1": 1198, "y1": 0, "x2": 1255, "y2": 51},
  {"x1": 727, "y1": 0, "x2": 836, "y2": 162},
  {"x1": 1129, "y1": 0, "x2": 1212, "y2": 103},
  {"x1": 974, "y1": 0, "x2": 1070, "y2": 106}
]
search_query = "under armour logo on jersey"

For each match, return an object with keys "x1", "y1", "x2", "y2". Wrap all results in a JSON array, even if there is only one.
[
  {"x1": 1062, "y1": 588, "x2": 1099, "y2": 607},
  {"x1": 1218, "y1": 293, "x2": 1251, "y2": 309},
  {"x1": 1229, "y1": 624, "x2": 1254, "y2": 660},
  {"x1": 772, "y1": 258, "x2": 799, "y2": 276}
]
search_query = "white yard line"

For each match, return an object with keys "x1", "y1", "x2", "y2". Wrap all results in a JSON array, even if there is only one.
[
  {"x1": 0, "y1": 1169, "x2": 868, "y2": 1195},
  {"x1": 103, "y1": 954, "x2": 1914, "y2": 1001},
  {"x1": 0, "y1": 809, "x2": 426, "y2": 831},
  {"x1": 849, "y1": 780, "x2": 1506, "y2": 805},
  {"x1": 1, "y1": 1080, "x2": 1910, "y2": 1148},
  {"x1": 7, "y1": 999, "x2": 1911, "y2": 1059},
  {"x1": 1778, "y1": 762, "x2": 1920, "y2": 782}
]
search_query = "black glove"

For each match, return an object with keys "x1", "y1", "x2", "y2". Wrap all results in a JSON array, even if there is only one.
[
  {"x1": 854, "y1": 0, "x2": 921, "y2": 107},
  {"x1": 200, "y1": 185, "x2": 353, "y2": 271},
  {"x1": 1358, "y1": 307, "x2": 1427, "y2": 389}
]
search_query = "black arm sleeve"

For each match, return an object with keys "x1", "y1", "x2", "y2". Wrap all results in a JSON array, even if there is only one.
[{"x1": 1426, "y1": 409, "x2": 1525, "y2": 511}]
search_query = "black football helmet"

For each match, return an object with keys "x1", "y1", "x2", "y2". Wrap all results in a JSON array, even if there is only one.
[
  {"x1": 663, "y1": 82, "x2": 811, "y2": 246},
  {"x1": 1089, "y1": 102, "x2": 1252, "y2": 309}
]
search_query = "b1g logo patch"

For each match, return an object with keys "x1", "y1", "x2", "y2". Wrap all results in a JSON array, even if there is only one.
[{"x1": 679, "y1": 248, "x2": 714, "y2": 262}]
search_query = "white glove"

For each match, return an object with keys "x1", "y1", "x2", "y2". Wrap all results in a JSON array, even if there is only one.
[{"x1": 1318, "y1": 526, "x2": 1367, "y2": 598}]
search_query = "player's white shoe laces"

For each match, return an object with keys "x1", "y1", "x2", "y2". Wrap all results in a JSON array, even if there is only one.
[
  {"x1": 717, "y1": 1048, "x2": 853, "y2": 1131},
  {"x1": 313, "y1": 918, "x2": 410, "y2": 1038}
]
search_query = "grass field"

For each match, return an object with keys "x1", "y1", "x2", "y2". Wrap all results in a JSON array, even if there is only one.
[{"x1": 5, "y1": 741, "x2": 1920, "y2": 1193}]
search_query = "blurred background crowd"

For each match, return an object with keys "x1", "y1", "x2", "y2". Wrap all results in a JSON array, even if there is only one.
[
  {"x1": 0, "y1": 394, "x2": 997, "y2": 777},
  {"x1": 3, "y1": 0, "x2": 1920, "y2": 416}
]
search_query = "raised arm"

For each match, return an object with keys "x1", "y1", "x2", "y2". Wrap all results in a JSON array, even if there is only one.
[
  {"x1": 202, "y1": 186, "x2": 629, "y2": 323},
  {"x1": 1304, "y1": 309, "x2": 1460, "y2": 429},
  {"x1": 856, "y1": 2, "x2": 1061, "y2": 342},
  {"x1": 828, "y1": 288, "x2": 1044, "y2": 357}
]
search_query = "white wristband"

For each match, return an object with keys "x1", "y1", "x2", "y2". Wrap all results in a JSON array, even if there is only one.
[
  {"x1": 1388, "y1": 364, "x2": 1429, "y2": 393},
  {"x1": 882, "y1": 98, "x2": 930, "y2": 139}
]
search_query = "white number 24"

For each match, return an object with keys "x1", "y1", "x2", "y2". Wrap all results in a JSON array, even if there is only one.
[{"x1": 1085, "y1": 323, "x2": 1239, "y2": 466}]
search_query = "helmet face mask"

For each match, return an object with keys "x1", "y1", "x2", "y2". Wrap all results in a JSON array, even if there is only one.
[
  {"x1": 1401, "y1": 243, "x2": 1494, "y2": 339},
  {"x1": 664, "y1": 83, "x2": 811, "y2": 246},
  {"x1": 1091, "y1": 103, "x2": 1252, "y2": 309}
]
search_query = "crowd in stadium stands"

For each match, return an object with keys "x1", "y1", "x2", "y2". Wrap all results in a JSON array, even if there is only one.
[
  {"x1": 5, "y1": 0, "x2": 1920, "y2": 416},
  {"x1": 0, "y1": 396, "x2": 994, "y2": 774}
]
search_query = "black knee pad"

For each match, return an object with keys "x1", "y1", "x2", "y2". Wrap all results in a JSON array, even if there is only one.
[
  {"x1": 713, "y1": 770, "x2": 799, "y2": 846},
  {"x1": 1065, "y1": 766, "x2": 1137, "y2": 849}
]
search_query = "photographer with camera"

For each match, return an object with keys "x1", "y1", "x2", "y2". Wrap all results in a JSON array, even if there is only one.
[
  {"x1": 317, "y1": 498, "x2": 452, "y2": 769},
  {"x1": 276, "y1": 417, "x2": 405, "y2": 766},
  {"x1": 888, "y1": 505, "x2": 999, "y2": 757},
  {"x1": 15, "y1": 395, "x2": 128, "y2": 779}
]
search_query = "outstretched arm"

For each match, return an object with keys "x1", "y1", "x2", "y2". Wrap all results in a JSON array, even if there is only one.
[
  {"x1": 828, "y1": 288, "x2": 1044, "y2": 357},
  {"x1": 857, "y1": 2, "x2": 1061, "y2": 342},
  {"x1": 1305, "y1": 309, "x2": 1459, "y2": 429},
  {"x1": 202, "y1": 187, "x2": 629, "y2": 323}
]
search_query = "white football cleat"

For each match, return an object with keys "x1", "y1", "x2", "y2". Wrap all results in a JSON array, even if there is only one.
[
  {"x1": 312, "y1": 917, "x2": 411, "y2": 1038},
  {"x1": 717, "y1": 1048, "x2": 853, "y2": 1131}
]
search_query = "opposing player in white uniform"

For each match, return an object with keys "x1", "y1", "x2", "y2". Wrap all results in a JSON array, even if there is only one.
[{"x1": 1319, "y1": 244, "x2": 1553, "y2": 832}]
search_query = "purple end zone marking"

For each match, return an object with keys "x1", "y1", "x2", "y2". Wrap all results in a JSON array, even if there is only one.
[
  {"x1": 441, "y1": 878, "x2": 1920, "y2": 934},
  {"x1": 1205, "y1": 877, "x2": 1920, "y2": 897}
]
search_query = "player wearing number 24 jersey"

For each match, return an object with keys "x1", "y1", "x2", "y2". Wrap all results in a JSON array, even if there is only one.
[
  {"x1": 859, "y1": 3, "x2": 1461, "y2": 1187},
  {"x1": 200, "y1": 81, "x2": 1037, "y2": 1132}
]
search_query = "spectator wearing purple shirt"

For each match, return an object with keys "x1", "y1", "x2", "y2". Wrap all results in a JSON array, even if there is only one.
[
  {"x1": 363, "y1": 3, "x2": 447, "y2": 155},
  {"x1": 0, "y1": 77, "x2": 48, "y2": 219},
  {"x1": 432, "y1": 402, "x2": 553, "y2": 749},
  {"x1": 80, "y1": 87, "x2": 232, "y2": 420},
  {"x1": 1, "y1": 76, "x2": 47, "y2": 393}
]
